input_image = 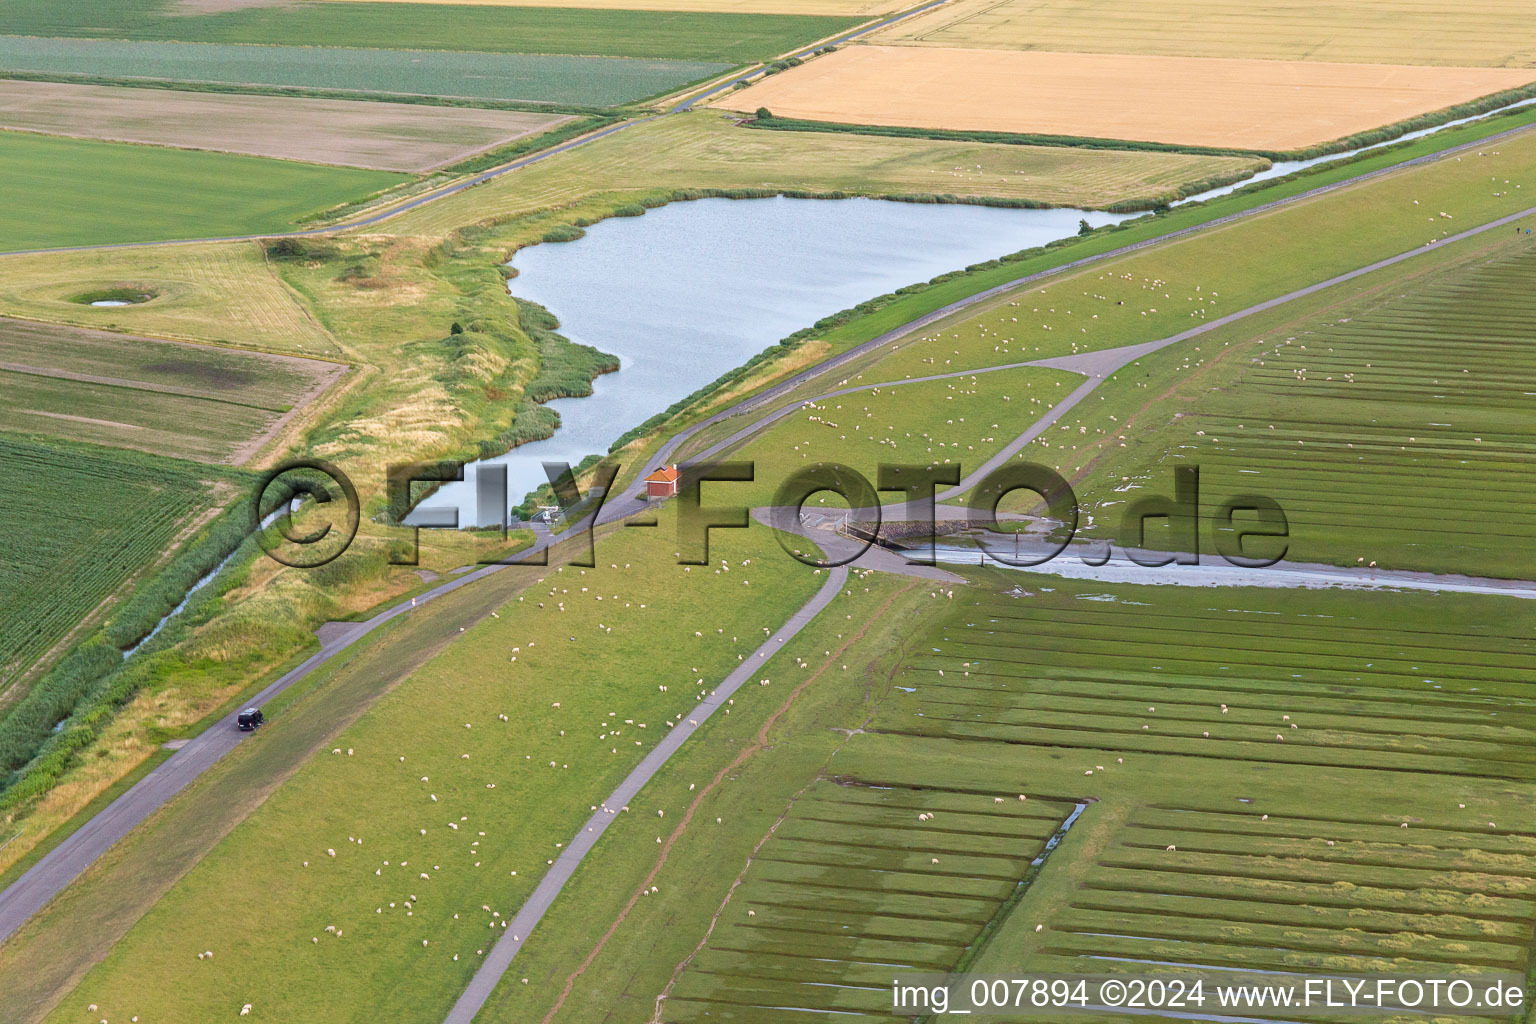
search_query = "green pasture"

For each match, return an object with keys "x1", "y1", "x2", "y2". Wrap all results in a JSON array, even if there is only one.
[
  {"x1": 0, "y1": 131, "x2": 403, "y2": 251},
  {"x1": 0, "y1": 435, "x2": 216, "y2": 689},
  {"x1": 35, "y1": 507, "x2": 825, "y2": 1024},
  {"x1": 469, "y1": 569, "x2": 939, "y2": 1024},
  {"x1": 513, "y1": 572, "x2": 1536, "y2": 1022},
  {"x1": 0, "y1": 38, "x2": 731, "y2": 106},
  {"x1": 718, "y1": 367, "x2": 1079, "y2": 507},
  {"x1": 780, "y1": 577, "x2": 1536, "y2": 1020},
  {"x1": 1029, "y1": 232, "x2": 1536, "y2": 579},
  {"x1": 0, "y1": 317, "x2": 336, "y2": 462},
  {"x1": 0, "y1": 1, "x2": 853, "y2": 63},
  {"x1": 665, "y1": 781, "x2": 1080, "y2": 1019},
  {"x1": 0, "y1": 318, "x2": 326, "y2": 410},
  {"x1": 861, "y1": 137, "x2": 1536, "y2": 385},
  {"x1": 878, "y1": 578, "x2": 1536, "y2": 783},
  {"x1": 0, "y1": 372, "x2": 281, "y2": 463}
]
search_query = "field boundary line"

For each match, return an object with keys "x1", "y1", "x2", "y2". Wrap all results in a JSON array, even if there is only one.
[
  {"x1": 650, "y1": 586, "x2": 934, "y2": 1023},
  {"x1": 670, "y1": 0, "x2": 948, "y2": 112},
  {"x1": 6, "y1": 137, "x2": 1536, "y2": 974},
  {"x1": 612, "y1": 121, "x2": 1536, "y2": 499},
  {"x1": 542, "y1": 578, "x2": 919, "y2": 1023},
  {"x1": 440, "y1": 565, "x2": 851, "y2": 1024}
]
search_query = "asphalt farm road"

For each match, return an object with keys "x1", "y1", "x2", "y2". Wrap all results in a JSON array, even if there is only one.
[{"x1": 3, "y1": 144, "x2": 1536, "y2": 1024}]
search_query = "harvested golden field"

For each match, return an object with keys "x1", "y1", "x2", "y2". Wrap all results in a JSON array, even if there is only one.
[
  {"x1": 0, "y1": 82, "x2": 569, "y2": 172},
  {"x1": 874, "y1": 0, "x2": 1536, "y2": 67},
  {"x1": 381, "y1": 111, "x2": 1264, "y2": 237},
  {"x1": 0, "y1": 242, "x2": 339, "y2": 357},
  {"x1": 314, "y1": 0, "x2": 907, "y2": 14},
  {"x1": 721, "y1": 47, "x2": 1536, "y2": 151}
]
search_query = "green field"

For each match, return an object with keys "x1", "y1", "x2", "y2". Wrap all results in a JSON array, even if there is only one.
[
  {"x1": 858, "y1": 135, "x2": 1536, "y2": 385},
  {"x1": 0, "y1": 317, "x2": 341, "y2": 462},
  {"x1": 0, "y1": 38, "x2": 732, "y2": 106},
  {"x1": 720, "y1": 367, "x2": 1079, "y2": 506},
  {"x1": 31, "y1": 510, "x2": 823, "y2": 1024},
  {"x1": 642, "y1": 576, "x2": 1536, "y2": 1020},
  {"x1": 10, "y1": 79, "x2": 1536, "y2": 1024},
  {"x1": 665, "y1": 781, "x2": 1081, "y2": 1018},
  {"x1": 0, "y1": 436, "x2": 217, "y2": 688},
  {"x1": 993, "y1": 230, "x2": 1536, "y2": 580},
  {"x1": 0, "y1": 1, "x2": 855, "y2": 62},
  {"x1": 0, "y1": 242, "x2": 342, "y2": 355},
  {"x1": 0, "y1": 131, "x2": 402, "y2": 251}
]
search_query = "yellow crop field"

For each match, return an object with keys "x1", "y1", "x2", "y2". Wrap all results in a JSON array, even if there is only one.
[
  {"x1": 720, "y1": 47, "x2": 1536, "y2": 151},
  {"x1": 874, "y1": 0, "x2": 1536, "y2": 67},
  {"x1": 0, "y1": 242, "x2": 340, "y2": 357},
  {"x1": 383, "y1": 112, "x2": 1264, "y2": 238},
  {"x1": 312, "y1": 0, "x2": 910, "y2": 14}
]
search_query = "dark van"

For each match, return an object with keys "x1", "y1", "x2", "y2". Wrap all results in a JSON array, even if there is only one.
[{"x1": 237, "y1": 707, "x2": 265, "y2": 731}]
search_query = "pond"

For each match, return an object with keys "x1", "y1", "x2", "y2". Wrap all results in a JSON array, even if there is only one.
[
  {"x1": 413, "y1": 195, "x2": 1129, "y2": 525},
  {"x1": 411, "y1": 96, "x2": 1536, "y2": 528}
]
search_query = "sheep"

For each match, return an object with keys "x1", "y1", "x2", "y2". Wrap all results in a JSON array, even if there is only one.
[{"x1": 241, "y1": 1006, "x2": 252, "y2": 1017}]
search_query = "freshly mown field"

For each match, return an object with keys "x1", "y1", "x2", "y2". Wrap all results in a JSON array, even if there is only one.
[
  {"x1": 0, "y1": 317, "x2": 343, "y2": 463},
  {"x1": 0, "y1": 38, "x2": 732, "y2": 107},
  {"x1": 0, "y1": 131, "x2": 403, "y2": 251},
  {"x1": 874, "y1": 0, "x2": 1536, "y2": 68},
  {"x1": 0, "y1": 436, "x2": 217, "y2": 688},
  {"x1": 0, "y1": 1, "x2": 855, "y2": 63},
  {"x1": 722, "y1": 46, "x2": 1536, "y2": 151},
  {"x1": 384, "y1": 111, "x2": 1270, "y2": 237},
  {"x1": 0, "y1": 81, "x2": 571, "y2": 171},
  {"x1": 32, "y1": 509, "x2": 824, "y2": 1024},
  {"x1": 0, "y1": 242, "x2": 341, "y2": 355},
  {"x1": 664, "y1": 780, "x2": 1081, "y2": 1020}
]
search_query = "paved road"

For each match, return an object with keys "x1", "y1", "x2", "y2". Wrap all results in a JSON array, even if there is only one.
[
  {"x1": 441, "y1": 563, "x2": 851, "y2": 1024},
  {"x1": 5, "y1": 22, "x2": 1532, "y2": 262},
  {"x1": 3, "y1": 142, "x2": 1535, "y2": 1007},
  {"x1": 608, "y1": 120, "x2": 1536, "y2": 505}
]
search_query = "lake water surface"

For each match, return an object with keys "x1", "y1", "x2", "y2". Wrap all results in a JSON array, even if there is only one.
[
  {"x1": 413, "y1": 97, "x2": 1536, "y2": 527},
  {"x1": 415, "y1": 196, "x2": 1128, "y2": 524}
]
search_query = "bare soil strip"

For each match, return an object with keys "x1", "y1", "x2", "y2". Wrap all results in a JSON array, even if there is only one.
[
  {"x1": 0, "y1": 81, "x2": 570, "y2": 172},
  {"x1": 720, "y1": 47, "x2": 1536, "y2": 150}
]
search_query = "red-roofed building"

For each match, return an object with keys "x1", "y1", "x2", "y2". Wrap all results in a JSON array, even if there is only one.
[{"x1": 644, "y1": 464, "x2": 681, "y2": 499}]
